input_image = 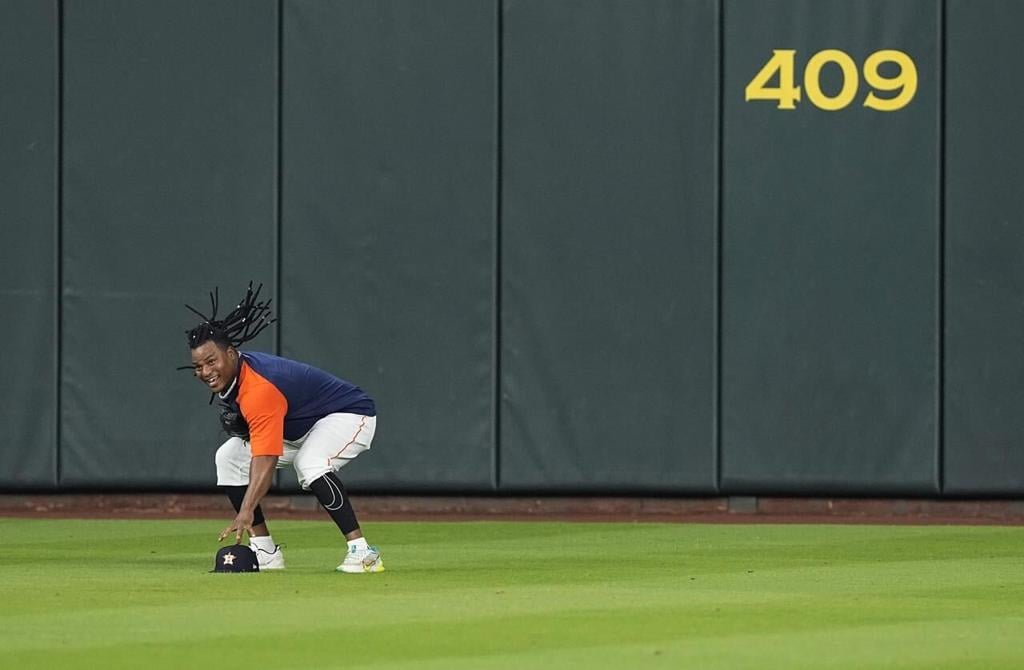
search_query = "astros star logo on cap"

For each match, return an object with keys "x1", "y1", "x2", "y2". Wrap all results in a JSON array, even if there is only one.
[{"x1": 212, "y1": 544, "x2": 259, "y2": 572}]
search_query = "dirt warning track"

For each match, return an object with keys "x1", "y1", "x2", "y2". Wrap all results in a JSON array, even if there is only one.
[{"x1": 1, "y1": 494, "x2": 1023, "y2": 526}]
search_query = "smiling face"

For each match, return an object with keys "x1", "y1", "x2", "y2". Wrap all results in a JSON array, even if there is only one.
[{"x1": 190, "y1": 340, "x2": 240, "y2": 394}]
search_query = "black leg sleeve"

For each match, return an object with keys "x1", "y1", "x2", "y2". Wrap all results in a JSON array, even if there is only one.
[
  {"x1": 308, "y1": 471, "x2": 360, "y2": 535},
  {"x1": 221, "y1": 485, "x2": 266, "y2": 527}
]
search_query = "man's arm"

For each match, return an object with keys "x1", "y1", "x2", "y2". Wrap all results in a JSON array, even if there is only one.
[
  {"x1": 220, "y1": 375, "x2": 287, "y2": 543},
  {"x1": 218, "y1": 455, "x2": 278, "y2": 543}
]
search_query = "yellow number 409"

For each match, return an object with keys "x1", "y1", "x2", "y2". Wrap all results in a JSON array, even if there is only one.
[{"x1": 745, "y1": 49, "x2": 917, "y2": 111}]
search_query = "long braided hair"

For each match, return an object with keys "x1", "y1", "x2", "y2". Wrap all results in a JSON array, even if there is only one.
[
  {"x1": 179, "y1": 283, "x2": 276, "y2": 409},
  {"x1": 182, "y1": 282, "x2": 274, "y2": 420},
  {"x1": 184, "y1": 282, "x2": 276, "y2": 351}
]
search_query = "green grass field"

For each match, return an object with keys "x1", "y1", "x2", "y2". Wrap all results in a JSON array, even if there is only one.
[{"x1": 0, "y1": 518, "x2": 1021, "y2": 669}]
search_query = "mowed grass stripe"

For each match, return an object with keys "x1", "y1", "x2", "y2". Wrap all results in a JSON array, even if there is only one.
[{"x1": 0, "y1": 519, "x2": 1021, "y2": 670}]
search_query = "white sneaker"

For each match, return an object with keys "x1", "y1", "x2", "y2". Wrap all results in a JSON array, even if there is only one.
[
  {"x1": 250, "y1": 543, "x2": 286, "y2": 570},
  {"x1": 336, "y1": 545, "x2": 384, "y2": 574}
]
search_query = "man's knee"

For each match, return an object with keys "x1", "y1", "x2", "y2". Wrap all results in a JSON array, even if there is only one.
[
  {"x1": 215, "y1": 437, "x2": 250, "y2": 485},
  {"x1": 292, "y1": 451, "x2": 330, "y2": 491}
]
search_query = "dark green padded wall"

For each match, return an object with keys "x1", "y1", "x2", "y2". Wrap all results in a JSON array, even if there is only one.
[
  {"x1": 500, "y1": 0, "x2": 718, "y2": 491},
  {"x1": 0, "y1": 0, "x2": 58, "y2": 488},
  {"x1": 5, "y1": 0, "x2": 1024, "y2": 496},
  {"x1": 943, "y1": 0, "x2": 1024, "y2": 494},
  {"x1": 721, "y1": 0, "x2": 940, "y2": 494},
  {"x1": 61, "y1": 0, "x2": 277, "y2": 487},
  {"x1": 279, "y1": 0, "x2": 497, "y2": 490}
]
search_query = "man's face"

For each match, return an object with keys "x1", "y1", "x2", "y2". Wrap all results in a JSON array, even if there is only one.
[{"x1": 190, "y1": 341, "x2": 239, "y2": 394}]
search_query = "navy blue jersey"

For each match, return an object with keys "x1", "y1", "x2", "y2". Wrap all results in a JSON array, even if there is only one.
[{"x1": 219, "y1": 351, "x2": 374, "y2": 455}]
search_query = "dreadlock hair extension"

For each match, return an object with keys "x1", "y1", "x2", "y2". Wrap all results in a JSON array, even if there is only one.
[
  {"x1": 183, "y1": 282, "x2": 276, "y2": 351},
  {"x1": 177, "y1": 284, "x2": 277, "y2": 402}
]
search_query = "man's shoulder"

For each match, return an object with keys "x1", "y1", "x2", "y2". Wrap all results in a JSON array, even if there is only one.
[
  {"x1": 238, "y1": 356, "x2": 288, "y2": 398},
  {"x1": 241, "y1": 350, "x2": 284, "y2": 367},
  {"x1": 237, "y1": 363, "x2": 287, "y2": 414},
  {"x1": 242, "y1": 351, "x2": 302, "y2": 379},
  {"x1": 243, "y1": 350, "x2": 343, "y2": 382}
]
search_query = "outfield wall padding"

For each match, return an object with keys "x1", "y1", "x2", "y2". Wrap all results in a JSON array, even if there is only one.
[
  {"x1": 719, "y1": 0, "x2": 940, "y2": 494},
  {"x1": 499, "y1": 0, "x2": 718, "y2": 492},
  {"x1": 277, "y1": 0, "x2": 497, "y2": 491},
  {"x1": 4, "y1": 0, "x2": 1024, "y2": 496},
  {"x1": 0, "y1": 0, "x2": 59, "y2": 489},
  {"x1": 59, "y1": 0, "x2": 278, "y2": 487},
  {"x1": 942, "y1": 0, "x2": 1024, "y2": 495}
]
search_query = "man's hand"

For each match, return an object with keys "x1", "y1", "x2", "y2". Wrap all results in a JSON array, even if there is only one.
[
  {"x1": 217, "y1": 455, "x2": 277, "y2": 544},
  {"x1": 219, "y1": 508, "x2": 255, "y2": 544}
]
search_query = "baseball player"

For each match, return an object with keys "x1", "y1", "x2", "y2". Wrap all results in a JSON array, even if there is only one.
[{"x1": 182, "y1": 284, "x2": 383, "y2": 573}]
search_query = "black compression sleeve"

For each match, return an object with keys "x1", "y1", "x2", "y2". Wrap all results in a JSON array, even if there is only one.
[{"x1": 308, "y1": 472, "x2": 360, "y2": 535}]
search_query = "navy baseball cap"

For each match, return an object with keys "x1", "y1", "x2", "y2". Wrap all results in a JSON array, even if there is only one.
[{"x1": 211, "y1": 545, "x2": 260, "y2": 573}]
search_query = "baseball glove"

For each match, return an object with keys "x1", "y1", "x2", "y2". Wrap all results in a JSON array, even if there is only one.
[{"x1": 219, "y1": 406, "x2": 250, "y2": 439}]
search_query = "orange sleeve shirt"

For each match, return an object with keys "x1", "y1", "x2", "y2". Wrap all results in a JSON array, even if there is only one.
[
  {"x1": 235, "y1": 362, "x2": 289, "y2": 457},
  {"x1": 221, "y1": 351, "x2": 375, "y2": 453}
]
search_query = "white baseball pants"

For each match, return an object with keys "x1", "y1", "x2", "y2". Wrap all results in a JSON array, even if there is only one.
[{"x1": 215, "y1": 413, "x2": 376, "y2": 490}]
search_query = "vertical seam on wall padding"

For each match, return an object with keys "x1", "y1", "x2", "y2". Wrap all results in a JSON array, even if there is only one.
[
  {"x1": 272, "y1": 0, "x2": 284, "y2": 491},
  {"x1": 936, "y1": 0, "x2": 947, "y2": 495},
  {"x1": 713, "y1": 0, "x2": 724, "y2": 495},
  {"x1": 275, "y1": 0, "x2": 283, "y2": 357},
  {"x1": 492, "y1": 0, "x2": 504, "y2": 491},
  {"x1": 55, "y1": 0, "x2": 64, "y2": 486}
]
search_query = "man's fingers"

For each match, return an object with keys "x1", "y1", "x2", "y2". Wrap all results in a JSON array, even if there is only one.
[{"x1": 218, "y1": 515, "x2": 252, "y2": 544}]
